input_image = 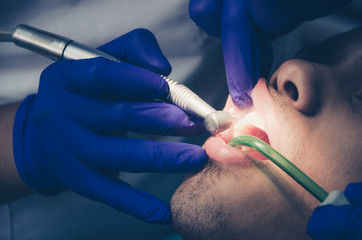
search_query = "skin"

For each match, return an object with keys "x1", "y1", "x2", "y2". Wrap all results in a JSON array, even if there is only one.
[
  {"x1": 0, "y1": 102, "x2": 33, "y2": 204},
  {"x1": 171, "y1": 26, "x2": 362, "y2": 239}
]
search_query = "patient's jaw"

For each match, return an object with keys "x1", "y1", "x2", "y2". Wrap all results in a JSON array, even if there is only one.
[
  {"x1": 171, "y1": 27, "x2": 362, "y2": 240},
  {"x1": 171, "y1": 80, "x2": 315, "y2": 240}
]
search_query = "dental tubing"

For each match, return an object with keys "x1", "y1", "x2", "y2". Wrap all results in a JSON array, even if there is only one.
[
  {"x1": 2, "y1": 24, "x2": 232, "y2": 134},
  {"x1": 228, "y1": 135, "x2": 328, "y2": 202}
]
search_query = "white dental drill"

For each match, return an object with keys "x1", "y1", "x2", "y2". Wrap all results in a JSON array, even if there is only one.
[{"x1": 1, "y1": 24, "x2": 232, "y2": 134}]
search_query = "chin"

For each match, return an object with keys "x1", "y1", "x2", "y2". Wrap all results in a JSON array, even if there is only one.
[
  {"x1": 170, "y1": 177, "x2": 231, "y2": 240},
  {"x1": 170, "y1": 161, "x2": 253, "y2": 240},
  {"x1": 170, "y1": 158, "x2": 313, "y2": 240}
]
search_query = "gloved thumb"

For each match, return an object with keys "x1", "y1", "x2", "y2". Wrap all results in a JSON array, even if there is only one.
[
  {"x1": 307, "y1": 186, "x2": 362, "y2": 239},
  {"x1": 97, "y1": 28, "x2": 172, "y2": 76},
  {"x1": 307, "y1": 204, "x2": 362, "y2": 240},
  {"x1": 221, "y1": 0, "x2": 273, "y2": 108}
]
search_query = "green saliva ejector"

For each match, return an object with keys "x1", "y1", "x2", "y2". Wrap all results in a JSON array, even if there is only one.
[{"x1": 228, "y1": 135, "x2": 328, "y2": 202}]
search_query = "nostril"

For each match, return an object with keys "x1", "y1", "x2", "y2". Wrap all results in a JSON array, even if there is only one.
[{"x1": 284, "y1": 81, "x2": 299, "y2": 101}]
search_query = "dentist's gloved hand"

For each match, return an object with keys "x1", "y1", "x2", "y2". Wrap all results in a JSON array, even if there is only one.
[
  {"x1": 13, "y1": 28, "x2": 207, "y2": 224},
  {"x1": 189, "y1": 0, "x2": 352, "y2": 107},
  {"x1": 307, "y1": 182, "x2": 362, "y2": 239}
]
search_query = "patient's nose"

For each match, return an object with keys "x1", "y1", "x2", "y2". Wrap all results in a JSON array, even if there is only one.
[{"x1": 271, "y1": 60, "x2": 321, "y2": 115}]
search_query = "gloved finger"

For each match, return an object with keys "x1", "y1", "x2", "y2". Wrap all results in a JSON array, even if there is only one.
[
  {"x1": 69, "y1": 97, "x2": 205, "y2": 136},
  {"x1": 97, "y1": 28, "x2": 171, "y2": 76},
  {"x1": 345, "y1": 182, "x2": 362, "y2": 206},
  {"x1": 189, "y1": 0, "x2": 223, "y2": 37},
  {"x1": 246, "y1": 0, "x2": 291, "y2": 32},
  {"x1": 52, "y1": 117, "x2": 207, "y2": 172},
  {"x1": 46, "y1": 57, "x2": 168, "y2": 99},
  {"x1": 221, "y1": 0, "x2": 258, "y2": 108},
  {"x1": 307, "y1": 204, "x2": 362, "y2": 240},
  {"x1": 222, "y1": 0, "x2": 273, "y2": 108},
  {"x1": 79, "y1": 136, "x2": 207, "y2": 173},
  {"x1": 57, "y1": 152, "x2": 171, "y2": 224}
]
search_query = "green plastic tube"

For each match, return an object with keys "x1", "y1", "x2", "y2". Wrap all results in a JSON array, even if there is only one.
[{"x1": 228, "y1": 135, "x2": 328, "y2": 202}]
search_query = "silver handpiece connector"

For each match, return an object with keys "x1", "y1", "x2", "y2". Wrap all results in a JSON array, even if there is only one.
[{"x1": 11, "y1": 24, "x2": 232, "y2": 134}]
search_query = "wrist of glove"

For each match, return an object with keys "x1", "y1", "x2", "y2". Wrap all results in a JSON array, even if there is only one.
[
  {"x1": 14, "y1": 94, "x2": 62, "y2": 194},
  {"x1": 12, "y1": 28, "x2": 207, "y2": 224}
]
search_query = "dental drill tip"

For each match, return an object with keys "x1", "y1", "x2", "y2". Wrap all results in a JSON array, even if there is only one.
[
  {"x1": 0, "y1": 27, "x2": 14, "y2": 42},
  {"x1": 204, "y1": 111, "x2": 233, "y2": 135}
]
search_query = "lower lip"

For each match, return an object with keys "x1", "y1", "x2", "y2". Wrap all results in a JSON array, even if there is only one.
[{"x1": 204, "y1": 136, "x2": 253, "y2": 166}]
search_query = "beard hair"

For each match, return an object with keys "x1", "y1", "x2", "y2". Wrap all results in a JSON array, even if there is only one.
[{"x1": 170, "y1": 160, "x2": 239, "y2": 240}]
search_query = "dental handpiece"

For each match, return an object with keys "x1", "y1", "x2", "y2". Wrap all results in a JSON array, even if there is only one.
[{"x1": 4, "y1": 24, "x2": 232, "y2": 134}]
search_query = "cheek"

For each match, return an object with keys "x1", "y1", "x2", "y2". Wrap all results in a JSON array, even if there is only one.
[
  {"x1": 264, "y1": 99, "x2": 309, "y2": 162},
  {"x1": 268, "y1": 108, "x2": 361, "y2": 199},
  {"x1": 301, "y1": 119, "x2": 362, "y2": 191},
  {"x1": 219, "y1": 163, "x2": 312, "y2": 236}
]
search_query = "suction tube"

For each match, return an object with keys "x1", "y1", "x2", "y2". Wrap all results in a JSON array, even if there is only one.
[{"x1": 228, "y1": 135, "x2": 328, "y2": 202}]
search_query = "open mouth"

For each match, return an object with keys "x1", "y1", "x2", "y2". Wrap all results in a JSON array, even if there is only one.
[{"x1": 203, "y1": 111, "x2": 270, "y2": 165}]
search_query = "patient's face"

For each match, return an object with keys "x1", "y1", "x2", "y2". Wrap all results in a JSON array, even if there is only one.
[{"x1": 171, "y1": 27, "x2": 362, "y2": 239}]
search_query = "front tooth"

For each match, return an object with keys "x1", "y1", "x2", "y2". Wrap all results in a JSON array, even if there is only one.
[
  {"x1": 233, "y1": 117, "x2": 248, "y2": 131},
  {"x1": 241, "y1": 146, "x2": 248, "y2": 151},
  {"x1": 244, "y1": 112, "x2": 265, "y2": 131}
]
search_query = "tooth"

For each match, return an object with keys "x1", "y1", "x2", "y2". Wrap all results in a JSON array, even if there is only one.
[
  {"x1": 244, "y1": 112, "x2": 265, "y2": 131},
  {"x1": 233, "y1": 117, "x2": 248, "y2": 130}
]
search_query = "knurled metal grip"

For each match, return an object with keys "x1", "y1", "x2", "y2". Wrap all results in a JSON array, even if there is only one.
[
  {"x1": 163, "y1": 76, "x2": 216, "y2": 117},
  {"x1": 12, "y1": 24, "x2": 70, "y2": 61}
]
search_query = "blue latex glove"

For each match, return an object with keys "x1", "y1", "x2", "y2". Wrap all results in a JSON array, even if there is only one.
[
  {"x1": 189, "y1": 0, "x2": 352, "y2": 107},
  {"x1": 13, "y1": 28, "x2": 207, "y2": 224},
  {"x1": 307, "y1": 182, "x2": 362, "y2": 239}
]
